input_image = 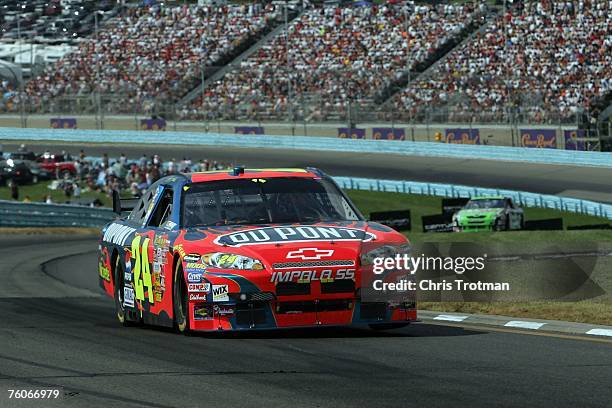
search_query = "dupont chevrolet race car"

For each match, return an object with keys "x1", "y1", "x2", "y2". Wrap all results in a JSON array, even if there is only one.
[
  {"x1": 98, "y1": 167, "x2": 416, "y2": 333},
  {"x1": 453, "y1": 196, "x2": 524, "y2": 232}
]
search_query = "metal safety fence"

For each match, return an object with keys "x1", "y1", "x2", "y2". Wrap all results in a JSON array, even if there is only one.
[{"x1": 1, "y1": 177, "x2": 611, "y2": 228}]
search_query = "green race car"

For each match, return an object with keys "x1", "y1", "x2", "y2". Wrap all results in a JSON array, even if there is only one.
[{"x1": 452, "y1": 196, "x2": 524, "y2": 232}]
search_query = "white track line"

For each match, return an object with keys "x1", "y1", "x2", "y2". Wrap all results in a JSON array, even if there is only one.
[
  {"x1": 586, "y1": 329, "x2": 612, "y2": 337},
  {"x1": 433, "y1": 315, "x2": 469, "y2": 322},
  {"x1": 504, "y1": 321, "x2": 545, "y2": 330}
]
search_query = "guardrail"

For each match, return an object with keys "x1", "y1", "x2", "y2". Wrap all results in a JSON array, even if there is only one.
[
  {"x1": 333, "y1": 177, "x2": 612, "y2": 221},
  {"x1": 1, "y1": 127, "x2": 611, "y2": 168},
  {"x1": 0, "y1": 200, "x2": 114, "y2": 228},
  {"x1": 1, "y1": 177, "x2": 611, "y2": 228}
]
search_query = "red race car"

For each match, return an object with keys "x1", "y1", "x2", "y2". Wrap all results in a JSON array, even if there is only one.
[{"x1": 98, "y1": 167, "x2": 416, "y2": 333}]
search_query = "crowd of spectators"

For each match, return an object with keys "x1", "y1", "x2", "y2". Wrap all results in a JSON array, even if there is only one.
[
  {"x1": 0, "y1": 0, "x2": 118, "y2": 43},
  {"x1": 181, "y1": 2, "x2": 483, "y2": 121},
  {"x1": 0, "y1": 80, "x2": 17, "y2": 112},
  {"x1": 74, "y1": 152, "x2": 231, "y2": 200},
  {"x1": 7, "y1": 147, "x2": 231, "y2": 204},
  {"x1": 3, "y1": 1, "x2": 609, "y2": 125},
  {"x1": 391, "y1": 0, "x2": 611, "y2": 123},
  {"x1": 21, "y1": 3, "x2": 281, "y2": 114}
]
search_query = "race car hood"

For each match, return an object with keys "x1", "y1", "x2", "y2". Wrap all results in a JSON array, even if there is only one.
[
  {"x1": 456, "y1": 208, "x2": 503, "y2": 219},
  {"x1": 177, "y1": 221, "x2": 405, "y2": 270}
]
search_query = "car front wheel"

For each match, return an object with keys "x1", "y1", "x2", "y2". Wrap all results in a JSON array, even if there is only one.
[
  {"x1": 495, "y1": 215, "x2": 509, "y2": 231},
  {"x1": 173, "y1": 262, "x2": 191, "y2": 335}
]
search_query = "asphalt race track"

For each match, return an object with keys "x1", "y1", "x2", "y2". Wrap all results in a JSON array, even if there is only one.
[
  {"x1": 3, "y1": 141, "x2": 612, "y2": 203},
  {"x1": 0, "y1": 235, "x2": 610, "y2": 407}
]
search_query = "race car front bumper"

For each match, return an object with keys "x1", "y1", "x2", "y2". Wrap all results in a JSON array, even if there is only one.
[{"x1": 190, "y1": 298, "x2": 416, "y2": 331}]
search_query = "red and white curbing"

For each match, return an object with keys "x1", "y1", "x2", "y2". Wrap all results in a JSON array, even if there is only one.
[{"x1": 420, "y1": 311, "x2": 612, "y2": 338}]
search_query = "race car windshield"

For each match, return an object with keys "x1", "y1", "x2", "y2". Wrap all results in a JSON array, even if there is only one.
[
  {"x1": 183, "y1": 177, "x2": 362, "y2": 227},
  {"x1": 464, "y1": 199, "x2": 505, "y2": 209}
]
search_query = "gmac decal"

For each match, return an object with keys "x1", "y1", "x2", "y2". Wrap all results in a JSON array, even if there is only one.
[{"x1": 214, "y1": 226, "x2": 376, "y2": 247}]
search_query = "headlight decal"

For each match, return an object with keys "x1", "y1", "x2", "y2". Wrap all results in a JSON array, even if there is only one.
[
  {"x1": 201, "y1": 252, "x2": 264, "y2": 270},
  {"x1": 360, "y1": 244, "x2": 411, "y2": 266}
]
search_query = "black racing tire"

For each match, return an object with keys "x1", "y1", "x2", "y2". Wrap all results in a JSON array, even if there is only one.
[
  {"x1": 494, "y1": 215, "x2": 508, "y2": 231},
  {"x1": 368, "y1": 323, "x2": 409, "y2": 331},
  {"x1": 113, "y1": 255, "x2": 132, "y2": 326},
  {"x1": 173, "y1": 261, "x2": 191, "y2": 335}
]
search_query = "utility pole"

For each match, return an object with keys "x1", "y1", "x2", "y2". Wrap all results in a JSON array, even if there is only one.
[
  {"x1": 403, "y1": 5, "x2": 410, "y2": 124},
  {"x1": 201, "y1": 58, "x2": 207, "y2": 130},
  {"x1": 18, "y1": 4, "x2": 25, "y2": 127},
  {"x1": 285, "y1": 2, "x2": 293, "y2": 125},
  {"x1": 94, "y1": 11, "x2": 103, "y2": 129}
]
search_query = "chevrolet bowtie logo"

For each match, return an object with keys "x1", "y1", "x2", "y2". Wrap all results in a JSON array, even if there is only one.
[{"x1": 286, "y1": 248, "x2": 334, "y2": 260}]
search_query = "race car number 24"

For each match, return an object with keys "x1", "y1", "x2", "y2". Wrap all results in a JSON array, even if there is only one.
[{"x1": 131, "y1": 235, "x2": 154, "y2": 304}]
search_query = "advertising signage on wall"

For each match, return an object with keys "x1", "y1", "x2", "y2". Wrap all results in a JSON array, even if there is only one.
[
  {"x1": 140, "y1": 118, "x2": 167, "y2": 131},
  {"x1": 235, "y1": 126, "x2": 265, "y2": 135},
  {"x1": 445, "y1": 128, "x2": 480, "y2": 144},
  {"x1": 50, "y1": 118, "x2": 77, "y2": 129},
  {"x1": 564, "y1": 130, "x2": 588, "y2": 151},
  {"x1": 338, "y1": 128, "x2": 366, "y2": 139},
  {"x1": 520, "y1": 129, "x2": 557, "y2": 148},
  {"x1": 372, "y1": 128, "x2": 406, "y2": 141}
]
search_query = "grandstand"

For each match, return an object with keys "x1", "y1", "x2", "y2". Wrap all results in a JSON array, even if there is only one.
[
  {"x1": 22, "y1": 3, "x2": 283, "y2": 114},
  {"x1": 182, "y1": 2, "x2": 485, "y2": 121},
  {"x1": 389, "y1": 0, "x2": 611, "y2": 125},
  {"x1": 0, "y1": 1, "x2": 610, "y2": 149}
]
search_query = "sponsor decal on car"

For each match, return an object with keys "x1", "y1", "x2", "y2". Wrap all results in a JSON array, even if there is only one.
[
  {"x1": 188, "y1": 283, "x2": 210, "y2": 293},
  {"x1": 103, "y1": 224, "x2": 136, "y2": 246},
  {"x1": 287, "y1": 248, "x2": 334, "y2": 260},
  {"x1": 185, "y1": 262, "x2": 206, "y2": 270},
  {"x1": 154, "y1": 247, "x2": 167, "y2": 265},
  {"x1": 214, "y1": 304, "x2": 235, "y2": 316},
  {"x1": 98, "y1": 262, "x2": 111, "y2": 282},
  {"x1": 184, "y1": 253, "x2": 201, "y2": 263},
  {"x1": 189, "y1": 293, "x2": 207, "y2": 301},
  {"x1": 194, "y1": 305, "x2": 213, "y2": 320},
  {"x1": 124, "y1": 271, "x2": 132, "y2": 283},
  {"x1": 214, "y1": 226, "x2": 376, "y2": 247},
  {"x1": 153, "y1": 233, "x2": 169, "y2": 249},
  {"x1": 153, "y1": 271, "x2": 165, "y2": 302},
  {"x1": 174, "y1": 244, "x2": 186, "y2": 258},
  {"x1": 187, "y1": 272, "x2": 203, "y2": 283},
  {"x1": 164, "y1": 220, "x2": 177, "y2": 230},
  {"x1": 271, "y1": 268, "x2": 355, "y2": 284},
  {"x1": 212, "y1": 284, "x2": 229, "y2": 302},
  {"x1": 123, "y1": 286, "x2": 135, "y2": 307}
]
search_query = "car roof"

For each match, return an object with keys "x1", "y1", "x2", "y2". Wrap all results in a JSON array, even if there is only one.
[{"x1": 187, "y1": 168, "x2": 318, "y2": 183}]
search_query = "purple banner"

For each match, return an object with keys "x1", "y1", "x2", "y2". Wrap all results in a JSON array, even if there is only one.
[
  {"x1": 337, "y1": 128, "x2": 365, "y2": 139},
  {"x1": 564, "y1": 130, "x2": 587, "y2": 151},
  {"x1": 520, "y1": 129, "x2": 557, "y2": 148},
  {"x1": 445, "y1": 128, "x2": 480, "y2": 144},
  {"x1": 372, "y1": 128, "x2": 405, "y2": 141},
  {"x1": 140, "y1": 119, "x2": 167, "y2": 131},
  {"x1": 235, "y1": 126, "x2": 264, "y2": 135},
  {"x1": 50, "y1": 118, "x2": 77, "y2": 129}
]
